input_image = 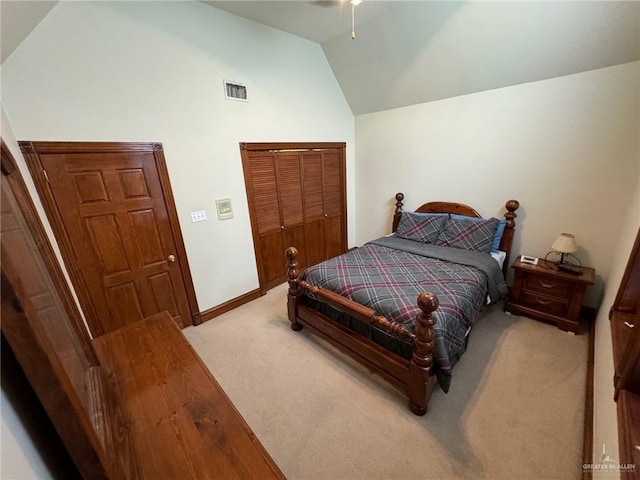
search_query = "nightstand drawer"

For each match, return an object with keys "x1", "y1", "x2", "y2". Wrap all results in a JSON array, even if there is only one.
[
  {"x1": 522, "y1": 275, "x2": 573, "y2": 299},
  {"x1": 520, "y1": 290, "x2": 568, "y2": 316}
]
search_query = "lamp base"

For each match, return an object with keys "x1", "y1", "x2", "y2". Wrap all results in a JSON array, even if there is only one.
[{"x1": 557, "y1": 263, "x2": 583, "y2": 275}]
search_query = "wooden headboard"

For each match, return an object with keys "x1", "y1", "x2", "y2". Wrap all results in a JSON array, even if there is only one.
[{"x1": 391, "y1": 192, "x2": 520, "y2": 277}]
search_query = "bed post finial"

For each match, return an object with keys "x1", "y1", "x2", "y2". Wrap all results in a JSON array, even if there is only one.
[
  {"x1": 285, "y1": 247, "x2": 300, "y2": 290},
  {"x1": 417, "y1": 291, "x2": 439, "y2": 313},
  {"x1": 499, "y1": 200, "x2": 520, "y2": 277},
  {"x1": 408, "y1": 292, "x2": 438, "y2": 416},
  {"x1": 504, "y1": 200, "x2": 519, "y2": 228},
  {"x1": 392, "y1": 192, "x2": 404, "y2": 233},
  {"x1": 285, "y1": 247, "x2": 303, "y2": 331}
]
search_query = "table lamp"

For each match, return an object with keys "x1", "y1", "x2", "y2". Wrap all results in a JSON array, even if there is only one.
[
  {"x1": 551, "y1": 233, "x2": 577, "y2": 264},
  {"x1": 549, "y1": 233, "x2": 582, "y2": 274}
]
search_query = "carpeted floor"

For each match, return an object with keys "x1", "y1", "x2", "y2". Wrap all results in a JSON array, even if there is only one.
[{"x1": 183, "y1": 283, "x2": 587, "y2": 480}]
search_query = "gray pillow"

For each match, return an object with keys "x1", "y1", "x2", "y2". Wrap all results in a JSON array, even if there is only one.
[
  {"x1": 395, "y1": 212, "x2": 447, "y2": 244},
  {"x1": 436, "y1": 217, "x2": 499, "y2": 253}
]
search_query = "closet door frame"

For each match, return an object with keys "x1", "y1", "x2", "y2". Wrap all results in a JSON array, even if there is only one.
[{"x1": 240, "y1": 142, "x2": 347, "y2": 293}]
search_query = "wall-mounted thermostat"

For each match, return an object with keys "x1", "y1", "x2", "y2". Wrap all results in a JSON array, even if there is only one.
[{"x1": 216, "y1": 198, "x2": 233, "y2": 220}]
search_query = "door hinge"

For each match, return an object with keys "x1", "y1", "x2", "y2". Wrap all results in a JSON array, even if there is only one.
[{"x1": 43, "y1": 169, "x2": 50, "y2": 183}]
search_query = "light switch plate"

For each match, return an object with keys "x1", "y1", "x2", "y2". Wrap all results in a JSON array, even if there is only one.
[{"x1": 190, "y1": 210, "x2": 207, "y2": 223}]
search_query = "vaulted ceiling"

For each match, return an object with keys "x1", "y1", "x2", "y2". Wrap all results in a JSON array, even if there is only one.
[{"x1": 2, "y1": 1, "x2": 639, "y2": 116}]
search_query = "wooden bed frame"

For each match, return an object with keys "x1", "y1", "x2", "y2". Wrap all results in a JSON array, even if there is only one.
[{"x1": 285, "y1": 193, "x2": 519, "y2": 415}]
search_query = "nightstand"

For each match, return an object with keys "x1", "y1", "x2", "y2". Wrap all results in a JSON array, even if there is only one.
[{"x1": 505, "y1": 256, "x2": 595, "y2": 333}]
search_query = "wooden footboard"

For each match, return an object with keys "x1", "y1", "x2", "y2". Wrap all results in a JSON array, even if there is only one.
[{"x1": 285, "y1": 246, "x2": 439, "y2": 416}]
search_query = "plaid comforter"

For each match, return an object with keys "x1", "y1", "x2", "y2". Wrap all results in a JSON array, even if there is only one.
[{"x1": 301, "y1": 236, "x2": 508, "y2": 391}]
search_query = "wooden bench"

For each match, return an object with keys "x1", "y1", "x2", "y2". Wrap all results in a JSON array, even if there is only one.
[
  {"x1": 1, "y1": 143, "x2": 284, "y2": 479},
  {"x1": 3, "y1": 276, "x2": 285, "y2": 479},
  {"x1": 92, "y1": 312, "x2": 284, "y2": 479},
  {"x1": 3, "y1": 273, "x2": 285, "y2": 479}
]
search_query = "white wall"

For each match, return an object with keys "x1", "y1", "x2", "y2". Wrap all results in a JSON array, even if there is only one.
[
  {"x1": 1, "y1": 392, "x2": 54, "y2": 479},
  {"x1": 1, "y1": 0, "x2": 356, "y2": 312},
  {"x1": 354, "y1": 62, "x2": 640, "y2": 472},
  {"x1": 355, "y1": 61, "x2": 640, "y2": 307}
]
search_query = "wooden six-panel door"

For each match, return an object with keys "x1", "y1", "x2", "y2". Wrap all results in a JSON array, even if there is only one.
[{"x1": 21, "y1": 142, "x2": 198, "y2": 337}]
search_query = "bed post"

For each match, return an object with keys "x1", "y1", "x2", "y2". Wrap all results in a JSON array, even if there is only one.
[
  {"x1": 285, "y1": 247, "x2": 303, "y2": 331},
  {"x1": 392, "y1": 192, "x2": 404, "y2": 232},
  {"x1": 499, "y1": 200, "x2": 520, "y2": 277},
  {"x1": 407, "y1": 292, "x2": 439, "y2": 416}
]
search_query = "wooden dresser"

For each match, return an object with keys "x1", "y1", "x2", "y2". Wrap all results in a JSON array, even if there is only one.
[{"x1": 505, "y1": 257, "x2": 595, "y2": 333}]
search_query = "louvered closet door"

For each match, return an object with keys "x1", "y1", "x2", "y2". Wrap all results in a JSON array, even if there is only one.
[
  {"x1": 276, "y1": 153, "x2": 306, "y2": 277},
  {"x1": 322, "y1": 150, "x2": 345, "y2": 259},
  {"x1": 302, "y1": 152, "x2": 326, "y2": 266},
  {"x1": 242, "y1": 143, "x2": 347, "y2": 293},
  {"x1": 245, "y1": 153, "x2": 284, "y2": 289},
  {"x1": 302, "y1": 150, "x2": 346, "y2": 264},
  {"x1": 245, "y1": 153, "x2": 306, "y2": 290}
]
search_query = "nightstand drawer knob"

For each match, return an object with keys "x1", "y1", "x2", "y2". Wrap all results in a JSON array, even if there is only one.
[
  {"x1": 624, "y1": 321, "x2": 635, "y2": 329},
  {"x1": 535, "y1": 299, "x2": 552, "y2": 306},
  {"x1": 539, "y1": 281, "x2": 555, "y2": 289}
]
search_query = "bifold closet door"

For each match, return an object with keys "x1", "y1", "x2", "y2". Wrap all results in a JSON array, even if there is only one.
[
  {"x1": 241, "y1": 143, "x2": 347, "y2": 293},
  {"x1": 321, "y1": 149, "x2": 346, "y2": 260},
  {"x1": 301, "y1": 150, "x2": 344, "y2": 266},
  {"x1": 242, "y1": 151, "x2": 305, "y2": 290}
]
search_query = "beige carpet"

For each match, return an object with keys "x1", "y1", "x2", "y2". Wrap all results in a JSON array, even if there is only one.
[{"x1": 183, "y1": 283, "x2": 587, "y2": 480}]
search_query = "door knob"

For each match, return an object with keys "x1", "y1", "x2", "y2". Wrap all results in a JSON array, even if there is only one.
[{"x1": 168, "y1": 254, "x2": 176, "y2": 263}]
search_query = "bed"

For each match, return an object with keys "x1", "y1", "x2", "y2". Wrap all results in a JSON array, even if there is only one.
[{"x1": 285, "y1": 193, "x2": 519, "y2": 415}]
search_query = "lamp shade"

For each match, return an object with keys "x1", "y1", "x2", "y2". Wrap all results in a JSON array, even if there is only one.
[{"x1": 551, "y1": 233, "x2": 578, "y2": 254}]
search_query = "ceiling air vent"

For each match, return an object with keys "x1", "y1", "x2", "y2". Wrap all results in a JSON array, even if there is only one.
[{"x1": 224, "y1": 80, "x2": 248, "y2": 102}]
